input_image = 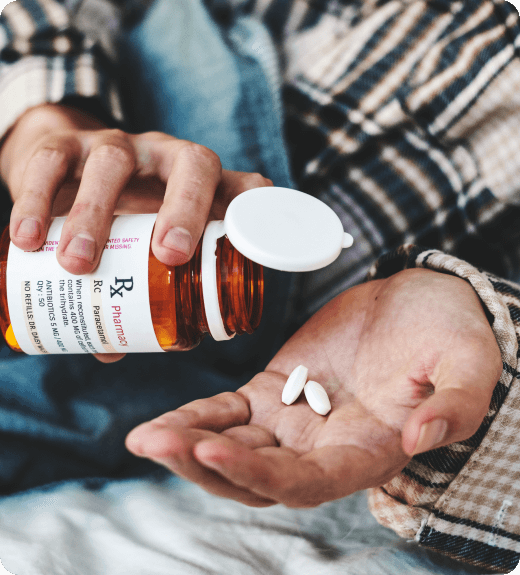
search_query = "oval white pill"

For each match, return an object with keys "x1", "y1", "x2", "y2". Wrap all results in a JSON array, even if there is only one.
[
  {"x1": 281, "y1": 365, "x2": 308, "y2": 405},
  {"x1": 304, "y1": 381, "x2": 331, "y2": 415}
]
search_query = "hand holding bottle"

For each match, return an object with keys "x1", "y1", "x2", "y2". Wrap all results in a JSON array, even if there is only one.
[
  {"x1": 125, "y1": 268, "x2": 502, "y2": 507},
  {"x1": 0, "y1": 103, "x2": 272, "y2": 272},
  {"x1": 0, "y1": 103, "x2": 272, "y2": 362}
]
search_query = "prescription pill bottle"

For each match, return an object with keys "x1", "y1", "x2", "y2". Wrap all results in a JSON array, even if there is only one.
[
  {"x1": 0, "y1": 216, "x2": 263, "y2": 354},
  {"x1": 0, "y1": 187, "x2": 354, "y2": 356}
]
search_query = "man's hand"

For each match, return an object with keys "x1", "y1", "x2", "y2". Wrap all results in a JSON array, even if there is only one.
[
  {"x1": 125, "y1": 268, "x2": 503, "y2": 507},
  {"x1": 0, "y1": 103, "x2": 271, "y2": 362}
]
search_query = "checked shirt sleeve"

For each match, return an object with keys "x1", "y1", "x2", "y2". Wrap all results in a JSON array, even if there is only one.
[
  {"x1": 366, "y1": 245, "x2": 520, "y2": 573},
  {"x1": 0, "y1": 0, "x2": 126, "y2": 142},
  {"x1": 268, "y1": 0, "x2": 520, "y2": 328}
]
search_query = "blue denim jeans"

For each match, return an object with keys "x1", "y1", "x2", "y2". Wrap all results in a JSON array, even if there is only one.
[{"x1": 0, "y1": 0, "x2": 295, "y2": 495}]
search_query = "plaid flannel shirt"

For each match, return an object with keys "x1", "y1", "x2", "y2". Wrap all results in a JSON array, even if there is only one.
[{"x1": 1, "y1": 0, "x2": 520, "y2": 571}]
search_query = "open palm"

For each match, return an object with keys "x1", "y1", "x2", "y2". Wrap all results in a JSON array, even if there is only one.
[{"x1": 126, "y1": 268, "x2": 502, "y2": 507}]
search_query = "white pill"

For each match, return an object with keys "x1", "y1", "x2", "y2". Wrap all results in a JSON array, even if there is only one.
[
  {"x1": 282, "y1": 365, "x2": 308, "y2": 405},
  {"x1": 304, "y1": 381, "x2": 331, "y2": 415}
]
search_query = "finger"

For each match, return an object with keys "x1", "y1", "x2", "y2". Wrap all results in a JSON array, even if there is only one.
[
  {"x1": 56, "y1": 130, "x2": 136, "y2": 275},
  {"x1": 194, "y1": 438, "x2": 332, "y2": 507},
  {"x1": 208, "y1": 171, "x2": 273, "y2": 221},
  {"x1": 10, "y1": 134, "x2": 80, "y2": 251},
  {"x1": 151, "y1": 142, "x2": 222, "y2": 266},
  {"x1": 194, "y1": 435, "x2": 407, "y2": 507},
  {"x1": 130, "y1": 391, "x2": 252, "y2": 438},
  {"x1": 402, "y1": 340, "x2": 503, "y2": 456},
  {"x1": 128, "y1": 133, "x2": 273, "y2": 265},
  {"x1": 402, "y1": 386, "x2": 495, "y2": 457},
  {"x1": 93, "y1": 353, "x2": 126, "y2": 363},
  {"x1": 125, "y1": 418, "x2": 276, "y2": 507},
  {"x1": 222, "y1": 425, "x2": 279, "y2": 449}
]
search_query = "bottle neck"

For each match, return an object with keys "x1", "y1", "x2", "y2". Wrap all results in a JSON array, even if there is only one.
[{"x1": 199, "y1": 236, "x2": 264, "y2": 338}]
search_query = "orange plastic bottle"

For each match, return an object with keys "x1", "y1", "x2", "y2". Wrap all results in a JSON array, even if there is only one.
[
  {"x1": 0, "y1": 224, "x2": 263, "y2": 353},
  {"x1": 0, "y1": 186, "x2": 354, "y2": 355}
]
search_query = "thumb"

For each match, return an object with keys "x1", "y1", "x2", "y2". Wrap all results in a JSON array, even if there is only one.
[
  {"x1": 402, "y1": 332, "x2": 503, "y2": 457},
  {"x1": 400, "y1": 326, "x2": 508, "y2": 457},
  {"x1": 401, "y1": 386, "x2": 493, "y2": 456}
]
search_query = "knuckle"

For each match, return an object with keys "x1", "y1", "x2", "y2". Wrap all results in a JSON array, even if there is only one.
[
  {"x1": 216, "y1": 391, "x2": 240, "y2": 405},
  {"x1": 103, "y1": 128, "x2": 128, "y2": 141},
  {"x1": 32, "y1": 146, "x2": 68, "y2": 170},
  {"x1": 241, "y1": 172, "x2": 272, "y2": 191},
  {"x1": 95, "y1": 142, "x2": 135, "y2": 168},
  {"x1": 180, "y1": 142, "x2": 222, "y2": 172},
  {"x1": 143, "y1": 131, "x2": 174, "y2": 141},
  {"x1": 177, "y1": 186, "x2": 211, "y2": 211},
  {"x1": 67, "y1": 201, "x2": 106, "y2": 221},
  {"x1": 19, "y1": 187, "x2": 50, "y2": 206},
  {"x1": 151, "y1": 411, "x2": 180, "y2": 428},
  {"x1": 238, "y1": 173, "x2": 273, "y2": 193},
  {"x1": 215, "y1": 392, "x2": 244, "y2": 414}
]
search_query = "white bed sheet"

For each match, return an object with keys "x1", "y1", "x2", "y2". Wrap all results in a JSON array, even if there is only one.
[{"x1": 0, "y1": 475, "x2": 494, "y2": 575}]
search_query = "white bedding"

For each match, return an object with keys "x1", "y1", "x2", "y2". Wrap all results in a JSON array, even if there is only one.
[{"x1": 0, "y1": 475, "x2": 493, "y2": 575}]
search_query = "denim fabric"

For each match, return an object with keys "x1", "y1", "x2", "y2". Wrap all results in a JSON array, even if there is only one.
[
  {"x1": 119, "y1": 0, "x2": 293, "y2": 183},
  {"x1": 0, "y1": 0, "x2": 295, "y2": 495}
]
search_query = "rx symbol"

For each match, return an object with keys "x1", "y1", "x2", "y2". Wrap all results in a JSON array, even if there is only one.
[{"x1": 110, "y1": 277, "x2": 134, "y2": 297}]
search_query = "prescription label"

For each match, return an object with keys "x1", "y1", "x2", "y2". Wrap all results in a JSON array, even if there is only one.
[{"x1": 6, "y1": 215, "x2": 164, "y2": 354}]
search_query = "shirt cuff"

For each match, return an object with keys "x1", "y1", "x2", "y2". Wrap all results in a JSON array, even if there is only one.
[
  {"x1": 0, "y1": 53, "x2": 124, "y2": 142},
  {"x1": 365, "y1": 245, "x2": 520, "y2": 573}
]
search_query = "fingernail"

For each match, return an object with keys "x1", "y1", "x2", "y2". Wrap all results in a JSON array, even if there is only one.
[
  {"x1": 412, "y1": 419, "x2": 448, "y2": 455},
  {"x1": 65, "y1": 233, "x2": 96, "y2": 262},
  {"x1": 17, "y1": 218, "x2": 41, "y2": 240},
  {"x1": 162, "y1": 227, "x2": 192, "y2": 257}
]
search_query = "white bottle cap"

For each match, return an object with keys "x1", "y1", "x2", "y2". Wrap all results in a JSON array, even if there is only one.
[{"x1": 201, "y1": 187, "x2": 354, "y2": 340}]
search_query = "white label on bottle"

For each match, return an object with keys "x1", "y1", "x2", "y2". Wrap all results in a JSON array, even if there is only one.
[{"x1": 6, "y1": 215, "x2": 164, "y2": 354}]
